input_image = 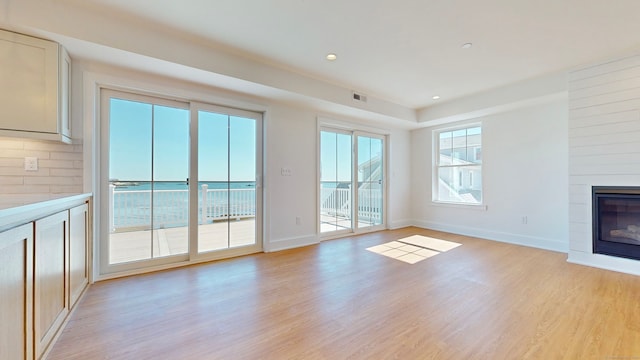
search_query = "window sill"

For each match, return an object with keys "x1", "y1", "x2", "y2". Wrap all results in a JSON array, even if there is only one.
[{"x1": 431, "y1": 201, "x2": 488, "y2": 211}]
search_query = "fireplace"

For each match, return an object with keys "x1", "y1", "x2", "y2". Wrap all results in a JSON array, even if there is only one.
[{"x1": 593, "y1": 186, "x2": 640, "y2": 261}]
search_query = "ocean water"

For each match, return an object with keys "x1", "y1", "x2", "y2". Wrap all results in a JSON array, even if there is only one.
[{"x1": 112, "y1": 181, "x2": 255, "y2": 191}]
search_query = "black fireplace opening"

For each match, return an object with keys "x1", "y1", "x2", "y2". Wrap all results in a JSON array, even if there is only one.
[{"x1": 593, "y1": 186, "x2": 640, "y2": 261}]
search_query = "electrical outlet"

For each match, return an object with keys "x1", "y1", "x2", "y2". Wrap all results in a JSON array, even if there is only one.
[
  {"x1": 24, "y1": 157, "x2": 38, "y2": 171},
  {"x1": 296, "y1": 217, "x2": 301, "y2": 225},
  {"x1": 281, "y1": 167, "x2": 292, "y2": 176}
]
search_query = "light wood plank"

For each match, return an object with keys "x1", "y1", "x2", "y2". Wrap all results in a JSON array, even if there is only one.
[{"x1": 47, "y1": 227, "x2": 640, "y2": 359}]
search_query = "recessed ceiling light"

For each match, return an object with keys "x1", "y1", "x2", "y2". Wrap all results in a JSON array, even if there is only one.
[
  {"x1": 461, "y1": 43, "x2": 473, "y2": 49},
  {"x1": 432, "y1": 95, "x2": 441, "y2": 100},
  {"x1": 326, "y1": 53, "x2": 337, "y2": 61}
]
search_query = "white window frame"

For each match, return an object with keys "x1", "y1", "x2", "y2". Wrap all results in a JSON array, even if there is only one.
[{"x1": 432, "y1": 123, "x2": 484, "y2": 207}]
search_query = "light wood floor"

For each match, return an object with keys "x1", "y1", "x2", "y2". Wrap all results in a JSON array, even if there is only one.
[{"x1": 48, "y1": 227, "x2": 640, "y2": 360}]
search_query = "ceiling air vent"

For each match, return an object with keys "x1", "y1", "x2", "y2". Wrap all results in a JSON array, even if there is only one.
[{"x1": 352, "y1": 92, "x2": 367, "y2": 103}]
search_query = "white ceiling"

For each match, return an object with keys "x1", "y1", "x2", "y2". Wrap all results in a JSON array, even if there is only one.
[{"x1": 64, "y1": 0, "x2": 640, "y2": 109}]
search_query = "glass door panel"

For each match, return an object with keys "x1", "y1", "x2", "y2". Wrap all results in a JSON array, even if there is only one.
[
  {"x1": 106, "y1": 95, "x2": 189, "y2": 265},
  {"x1": 357, "y1": 135, "x2": 384, "y2": 228},
  {"x1": 320, "y1": 130, "x2": 352, "y2": 233},
  {"x1": 197, "y1": 109, "x2": 259, "y2": 253},
  {"x1": 229, "y1": 116, "x2": 257, "y2": 248},
  {"x1": 151, "y1": 105, "x2": 190, "y2": 257},
  {"x1": 197, "y1": 111, "x2": 229, "y2": 252}
]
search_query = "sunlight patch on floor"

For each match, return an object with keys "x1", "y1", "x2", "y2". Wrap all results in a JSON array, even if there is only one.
[{"x1": 366, "y1": 235, "x2": 461, "y2": 264}]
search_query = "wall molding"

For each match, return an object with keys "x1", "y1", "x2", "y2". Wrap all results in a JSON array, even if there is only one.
[
  {"x1": 412, "y1": 219, "x2": 568, "y2": 253},
  {"x1": 388, "y1": 219, "x2": 413, "y2": 230},
  {"x1": 266, "y1": 234, "x2": 318, "y2": 252}
]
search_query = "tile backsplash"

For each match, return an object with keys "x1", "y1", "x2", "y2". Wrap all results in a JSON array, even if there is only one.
[{"x1": 0, "y1": 137, "x2": 83, "y2": 209}]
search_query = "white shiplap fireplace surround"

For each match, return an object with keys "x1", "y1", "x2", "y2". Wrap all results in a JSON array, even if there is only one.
[{"x1": 568, "y1": 52, "x2": 640, "y2": 276}]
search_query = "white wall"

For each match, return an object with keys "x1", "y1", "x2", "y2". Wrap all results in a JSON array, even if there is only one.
[
  {"x1": 257, "y1": 103, "x2": 413, "y2": 251},
  {"x1": 411, "y1": 99, "x2": 569, "y2": 252},
  {"x1": 263, "y1": 105, "x2": 318, "y2": 250},
  {"x1": 567, "y1": 53, "x2": 640, "y2": 275}
]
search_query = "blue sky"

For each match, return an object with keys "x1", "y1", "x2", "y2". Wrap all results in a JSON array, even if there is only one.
[
  {"x1": 320, "y1": 131, "x2": 383, "y2": 182},
  {"x1": 109, "y1": 98, "x2": 256, "y2": 181}
]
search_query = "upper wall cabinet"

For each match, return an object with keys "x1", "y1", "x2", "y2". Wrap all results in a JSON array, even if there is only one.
[{"x1": 0, "y1": 29, "x2": 72, "y2": 143}]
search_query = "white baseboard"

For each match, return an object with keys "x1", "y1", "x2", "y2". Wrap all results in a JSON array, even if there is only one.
[
  {"x1": 568, "y1": 250, "x2": 640, "y2": 276},
  {"x1": 412, "y1": 219, "x2": 568, "y2": 253},
  {"x1": 265, "y1": 234, "x2": 319, "y2": 252},
  {"x1": 388, "y1": 219, "x2": 413, "y2": 230}
]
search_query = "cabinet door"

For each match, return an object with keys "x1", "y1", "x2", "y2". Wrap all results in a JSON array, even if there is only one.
[
  {"x1": 0, "y1": 29, "x2": 59, "y2": 134},
  {"x1": 69, "y1": 204, "x2": 88, "y2": 308},
  {"x1": 34, "y1": 211, "x2": 69, "y2": 358},
  {"x1": 59, "y1": 46, "x2": 72, "y2": 140},
  {"x1": 0, "y1": 223, "x2": 34, "y2": 360}
]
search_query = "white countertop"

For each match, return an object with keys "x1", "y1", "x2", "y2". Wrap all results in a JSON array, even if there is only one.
[{"x1": 0, "y1": 193, "x2": 92, "y2": 232}]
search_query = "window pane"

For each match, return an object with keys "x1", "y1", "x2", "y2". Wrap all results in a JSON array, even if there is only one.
[
  {"x1": 229, "y1": 116, "x2": 257, "y2": 250},
  {"x1": 198, "y1": 111, "x2": 229, "y2": 253},
  {"x1": 199, "y1": 111, "x2": 229, "y2": 182},
  {"x1": 152, "y1": 105, "x2": 189, "y2": 257},
  {"x1": 320, "y1": 131, "x2": 337, "y2": 182},
  {"x1": 336, "y1": 133, "x2": 352, "y2": 182},
  {"x1": 439, "y1": 131, "x2": 452, "y2": 165},
  {"x1": 320, "y1": 130, "x2": 352, "y2": 233},
  {"x1": 109, "y1": 98, "x2": 153, "y2": 264},
  {"x1": 437, "y1": 165, "x2": 482, "y2": 204},
  {"x1": 435, "y1": 125, "x2": 482, "y2": 205},
  {"x1": 370, "y1": 138, "x2": 383, "y2": 182}
]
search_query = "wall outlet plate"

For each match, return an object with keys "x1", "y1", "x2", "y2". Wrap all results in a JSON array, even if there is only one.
[{"x1": 24, "y1": 157, "x2": 38, "y2": 171}]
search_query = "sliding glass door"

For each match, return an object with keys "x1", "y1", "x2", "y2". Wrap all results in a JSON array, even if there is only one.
[
  {"x1": 105, "y1": 93, "x2": 190, "y2": 266},
  {"x1": 100, "y1": 90, "x2": 262, "y2": 275},
  {"x1": 320, "y1": 128, "x2": 386, "y2": 235},
  {"x1": 195, "y1": 104, "x2": 261, "y2": 254},
  {"x1": 356, "y1": 134, "x2": 384, "y2": 228},
  {"x1": 319, "y1": 130, "x2": 353, "y2": 234}
]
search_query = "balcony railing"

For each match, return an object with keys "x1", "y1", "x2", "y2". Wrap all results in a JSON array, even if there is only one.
[
  {"x1": 109, "y1": 184, "x2": 255, "y2": 232},
  {"x1": 109, "y1": 184, "x2": 383, "y2": 232},
  {"x1": 320, "y1": 187, "x2": 383, "y2": 223}
]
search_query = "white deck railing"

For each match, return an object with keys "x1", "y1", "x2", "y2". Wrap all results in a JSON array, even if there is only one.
[
  {"x1": 320, "y1": 187, "x2": 383, "y2": 224},
  {"x1": 109, "y1": 184, "x2": 256, "y2": 232},
  {"x1": 110, "y1": 184, "x2": 383, "y2": 232}
]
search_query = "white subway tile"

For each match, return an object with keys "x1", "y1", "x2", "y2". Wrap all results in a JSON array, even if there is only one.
[
  {"x1": 24, "y1": 176, "x2": 78, "y2": 185},
  {"x1": 50, "y1": 151, "x2": 83, "y2": 161},
  {"x1": 50, "y1": 185, "x2": 82, "y2": 194},
  {"x1": 50, "y1": 168, "x2": 83, "y2": 177},
  {"x1": 23, "y1": 141, "x2": 77, "y2": 153},
  {"x1": 0, "y1": 158, "x2": 24, "y2": 167},
  {"x1": 0, "y1": 138, "x2": 25, "y2": 150},
  {"x1": 0, "y1": 167, "x2": 51, "y2": 176},
  {"x1": 0, "y1": 139, "x2": 83, "y2": 208},
  {"x1": 39, "y1": 159, "x2": 75, "y2": 169},
  {"x1": 1, "y1": 184, "x2": 51, "y2": 194},
  {"x1": 0, "y1": 176, "x2": 24, "y2": 185}
]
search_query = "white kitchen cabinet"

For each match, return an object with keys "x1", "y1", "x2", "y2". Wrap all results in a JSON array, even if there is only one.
[{"x1": 0, "y1": 28, "x2": 72, "y2": 143}]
